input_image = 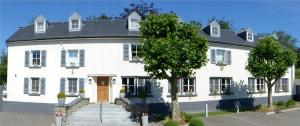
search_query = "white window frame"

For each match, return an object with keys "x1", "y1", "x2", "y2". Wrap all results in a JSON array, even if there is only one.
[
  {"x1": 71, "y1": 19, "x2": 79, "y2": 29},
  {"x1": 67, "y1": 78, "x2": 78, "y2": 95},
  {"x1": 130, "y1": 43, "x2": 141, "y2": 61},
  {"x1": 30, "y1": 50, "x2": 41, "y2": 67},
  {"x1": 210, "y1": 77, "x2": 232, "y2": 94},
  {"x1": 35, "y1": 21, "x2": 46, "y2": 33},
  {"x1": 122, "y1": 77, "x2": 152, "y2": 96},
  {"x1": 211, "y1": 26, "x2": 220, "y2": 37},
  {"x1": 276, "y1": 78, "x2": 289, "y2": 92},
  {"x1": 66, "y1": 50, "x2": 79, "y2": 67},
  {"x1": 30, "y1": 78, "x2": 40, "y2": 94},
  {"x1": 248, "y1": 78, "x2": 265, "y2": 93},
  {"x1": 247, "y1": 32, "x2": 254, "y2": 42},
  {"x1": 168, "y1": 77, "x2": 196, "y2": 95},
  {"x1": 216, "y1": 49, "x2": 225, "y2": 63},
  {"x1": 130, "y1": 19, "x2": 139, "y2": 30}
]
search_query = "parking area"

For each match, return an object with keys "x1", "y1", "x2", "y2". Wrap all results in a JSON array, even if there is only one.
[
  {"x1": 206, "y1": 109, "x2": 300, "y2": 126},
  {"x1": 0, "y1": 112, "x2": 54, "y2": 126}
]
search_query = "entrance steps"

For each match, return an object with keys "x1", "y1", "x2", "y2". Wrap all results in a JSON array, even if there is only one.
[{"x1": 65, "y1": 103, "x2": 138, "y2": 126}]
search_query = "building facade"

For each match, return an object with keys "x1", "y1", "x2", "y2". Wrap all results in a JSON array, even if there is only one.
[{"x1": 5, "y1": 12, "x2": 295, "y2": 112}]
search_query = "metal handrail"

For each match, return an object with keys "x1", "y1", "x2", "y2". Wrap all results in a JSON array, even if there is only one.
[{"x1": 100, "y1": 100, "x2": 103, "y2": 123}]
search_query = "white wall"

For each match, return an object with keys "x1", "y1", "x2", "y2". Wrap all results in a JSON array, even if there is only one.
[{"x1": 6, "y1": 38, "x2": 294, "y2": 104}]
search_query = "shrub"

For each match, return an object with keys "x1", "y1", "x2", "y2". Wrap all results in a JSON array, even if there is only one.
[
  {"x1": 181, "y1": 112, "x2": 193, "y2": 122},
  {"x1": 120, "y1": 88, "x2": 126, "y2": 93},
  {"x1": 57, "y1": 92, "x2": 66, "y2": 99},
  {"x1": 255, "y1": 104, "x2": 264, "y2": 110},
  {"x1": 80, "y1": 89, "x2": 85, "y2": 93},
  {"x1": 189, "y1": 118, "x2": 204, "y2": 126},
  {"x1": 276, "y1": 101, "x2": 286, "y2": 108},
  {"x1": 164, "y1": 119, "x2": 179, "y2": 126},
  {"x1": 286, "y1": 99, "x2": 296, "y2": 107},
  {"x1": 138, "y1": 90, "x2": 148, "y2": 99}
]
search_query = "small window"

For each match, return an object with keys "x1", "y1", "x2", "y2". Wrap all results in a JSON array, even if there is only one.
[
  {"x1": 31, "y1": 78, "x2": 40, "y2": 93},
  {"x1": 130, "y1": 19, "x2": 139, "y2": 30},
  {"x1": 168, "y1": 77, "x2": 196, "y2": 95},
  {"x1": 248, "y1": 78, "x2": 265, "y2": 93},
  {"x1": 247, "y1": 32, "x2": 253, "y2": 41},
  {"x1": 71, "y1": 19, "x2": 79, "y2": 29},
  {"x1": 68, "y1": 78, "x2": 78, "y2": 94},
  {"x1": 131, "y1": 44, "x2": 141, "y2": 60},
  {"x1": 275, "y1": 78, "x2": 289, "y2": 92},
  {"x1": 67, "y1": 50, "x2": 79, "y2": 66},
  {"x1": 210, "y1": 77, "x2": 232, "y2": 94},
  {"x1": 212, "y1": 26, "x2": 219, "y2": 36},
  {"x1": 216, "y1": 49, "x2": 225, "y2": 63},
  {"x1": 36, "y1": 22, "x2": 44, "y2": 32},
  {"x1": 31, "y1": 51, "x2": 41, "y2": 66}
]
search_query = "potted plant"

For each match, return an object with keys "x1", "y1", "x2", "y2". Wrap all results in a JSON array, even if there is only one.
[
  {"x1": 119, "y1": 88, "x2": 126, "y2": 98},
  {"x1": 79, "y1": 89, "x2": 85, "y2": 99},
  {"x1": 55, "y1": 111, "x2": 63, "y2": 126},
  {"x1": 57, "y1": 92, "x2": 66, "y2": 106}
]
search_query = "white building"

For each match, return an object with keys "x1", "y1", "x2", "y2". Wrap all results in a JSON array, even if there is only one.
[{"x1": 5, "y1": 12, "x2": 295, "y2": 112}]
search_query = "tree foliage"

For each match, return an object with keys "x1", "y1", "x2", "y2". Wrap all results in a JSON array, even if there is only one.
[
  {"x1": 119, "y1": 0, "x2": 160, "y2": 19},
  {"x1": 190, "y1": 20, "x2": 202, "y2": 29},
  {"x1": 0, "y1": 51, "x2": 7, "y2": 85},
  {"x1": 208, "y1": 17, "x2": 233, "y2": 30},
  {"x1": 140, "y1": 13, "x2": 208, "y2": 121},
  {"x1": 246, "y1": 36, "x2": 296, "y2": 108},
  {"x1": 86, "y1": 13, "x2": 113, "y2": 20}
]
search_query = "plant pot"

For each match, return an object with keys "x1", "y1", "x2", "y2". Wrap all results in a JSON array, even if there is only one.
[
  {"x1": 141, "y1": 115, "x2": 148, "y2": 126},
  {"x1": 80, "y1": 93, "x2": 85, "y2": 99},
  {"x1": 58, "y1": 98, "x2": 65, "y2": 106},
  {"x1": 119, "y1": 93, "x2": 125, "y2": 98},
  {"x1": 55, "y1": 116, "x2": 63, "y2": 126}
]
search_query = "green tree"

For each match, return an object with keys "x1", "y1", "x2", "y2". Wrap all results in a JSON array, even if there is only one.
[
  {"x1": 140, "y1": 14, "x2": 208, "y2": 121},
  {"x1": 258, "y1": 31, "x2": 297, "y2": 50},
  {"x1": 246, "y1": 36, "x2": 296, "y2": 108},
  {"x1": 190, "y1": 20, "x2": 202, "y2": 29},
  {"x1": 0, "y1": 51, "x2": 7, "y2": 85},
  {"x1": 119, "y1": 0, "x2": 160, "y2": 19},
  {"x1": 86, "y1": 14, "x2": 113, "y2": 20},
  {"x1": 208, "y1": 17, "x2": 233, "y2": 30}
]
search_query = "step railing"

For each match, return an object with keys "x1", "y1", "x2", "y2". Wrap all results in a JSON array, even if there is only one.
[{"x1": 100, "y1": 101, "x2": 103, "y2": 123}]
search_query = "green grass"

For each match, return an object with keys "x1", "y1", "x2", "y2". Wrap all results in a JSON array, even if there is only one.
[
  {"x1": 188, "y1": 111, "x2": 233, "y2": 117},
  {"x1": 296, "y1": 68, "x2": 300, "y2": 79}
]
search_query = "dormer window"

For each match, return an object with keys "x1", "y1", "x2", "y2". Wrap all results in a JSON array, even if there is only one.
[
  {"x1": 247, "y1": 32, "x2": 254, "y2": 41},
  {"x1": 34, "y1": 15, "x2": 46, "y2": 33},
  {"x1": 130, "y1": 19, "x2": 139, "y2": 30},
  {"x1": 212, "y1": 26, "x2": 219, "y2": 36},
  {"x1": 128, "y1": 11, "x2": 141, "y2": 31},
  {"x1": 69, "y1": 12, "x2": 82, "y2": 32},
  {"x1": 71, "y1": 20, "x2": 79, "y2": 29}
]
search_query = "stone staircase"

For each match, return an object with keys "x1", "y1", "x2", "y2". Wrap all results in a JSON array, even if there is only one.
[{"x1": 65, "y1": 103, "x2": 138, "y2": 126}]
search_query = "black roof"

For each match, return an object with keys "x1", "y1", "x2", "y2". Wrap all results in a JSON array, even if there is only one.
[{"x1": 6, "y1": 19, "x2": 257, "y2": 47}]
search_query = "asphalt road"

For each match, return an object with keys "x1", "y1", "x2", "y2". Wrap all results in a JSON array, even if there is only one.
[
  {"x1": 0, "y1": 112, "x2": 54, "y2": 126},
  {"x1": 205, "y1": 109, "x2": 300, "y2": 126}
]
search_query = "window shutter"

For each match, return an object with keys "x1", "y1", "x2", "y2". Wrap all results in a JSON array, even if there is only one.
[
  {"x1": 41, "y1": 50, "x2": 46, "y2": 67},
  {"x1": 275, "y1": 79, "x2": 280, "y2": 92},
  {"x1": 225, "y1": 50, "x2": 231, "y2": 65},
  {"x1": 123, "y1": 43, "x2": 129, "y2": 61},
  {"x1": 60, "y1": 78, "x2": 66, "y2": 92},
  {"x1": 25, "y1": 51, "x2": 29, "y2": 67},
  {"x1": 24, "y1": 78, "x2": 29, "y2": 94},
  {"x1": 61, "y1": 50, "x2": 66, "y2": 67},
  {"x1": 40, "y1": 78, "x2": 46, "y2": 95},
  {"x1": 209, "y1": 78, "x2": 213, "y2": 92},
  {"x1": 211, "y1": 49, "x2": 216, "y2": 64},
  {"x1": 79, "y1": 78, "x2": 84, "y2": 90},
  {"x1": 79, "y1": 49, "x2": 85, "y2": 67}
]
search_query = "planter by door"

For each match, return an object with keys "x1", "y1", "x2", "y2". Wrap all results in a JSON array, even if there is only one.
[
  {"x1": 55, "y1": 116, "x2": 63, "y2": 126},
  {"x1": 58, "y1": 98, "x2": 65, "y2": 106},
  {"x1": 80, "y1": 93, "x2": 85, "y2": 99}
]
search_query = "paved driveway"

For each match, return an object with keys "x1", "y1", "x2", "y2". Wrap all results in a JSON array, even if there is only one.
[
  {"x1": 206, "y1": 110, "x2": 300, "y2": 126},
  {"x1": 0, "y1": 112, "x2": 54, "y2": 126}
]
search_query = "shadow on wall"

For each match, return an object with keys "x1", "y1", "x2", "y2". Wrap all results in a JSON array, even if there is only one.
[
  {"x1": 128, "y1": 80, "x2": 171, "y2": 123},
  {"x1": 217, "y1": 81, "x2": 254, "y2": 110}
]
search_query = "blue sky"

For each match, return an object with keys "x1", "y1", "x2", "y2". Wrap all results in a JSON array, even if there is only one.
[{"x1": 1, "y1": 0, "x2": 300, "y2": 51}]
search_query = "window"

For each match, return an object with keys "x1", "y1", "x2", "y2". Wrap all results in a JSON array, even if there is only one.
[
  {"x1": 31, "y1": 50, "x2": 41, "y2": 66},
  {"x1": 247, "y1": 32, "x2": 253, "y2": 41},
  {"x1": 210, "y1": 77, "x2": 232, "y2": 94},
  {"x1": 130, "y1": 19, "x2": 139, "y2": 30},
  {"x1": 216, "y1": 49, "x2": 225, "y2": 63},
  {"x1": 168, "y1": 77, "x2": 196, "y2": 95},
  {"x1": 212, "y1": 26, "x2": 219, "y2": 36},
  {"x1": 211, "y1": 49, "x2": 231, "y2": 65},
  {"x1": 122, "y1": 77, "x2": 152, "y2": 96},
  {"x1": 36, "y1": 22, "x2": 44, "y2": 32},
  {"x1": 31, "y1": 78, "x2": 40, "y2": 93},
  {"x1": 131, "y1": 44, "x2": 141, "y2": 60},
  {"x1": 275, "y1": 78, "x2": 289, "y2": 92},
  {"x1": 67, "y1": 50, "x2": 79, "y2": 66},
  {"x1": 68, "y1": 78, "x2": 78, "y2": 94},
  {"x1": 248, "y1": 78, "x2": 265, "y2": 93},
  {"x1": 71, "y1": 19, "x2": 79, "y2": 29}
]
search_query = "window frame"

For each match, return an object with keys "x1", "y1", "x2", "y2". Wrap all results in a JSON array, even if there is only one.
[
  {"x1": 36, "y1": 21, "x2": 45, "y2": 32},
  {"x1": 130, "y1": 43, "x2": 141, "y2": 61},
  {"x1": 216, "y1": 49, "x2": 225, "y2": 63},
  {"x1": 275, "y1": 78, "x2": 289, "y2": 93},
  {"x1": 122, "y1": 77, "x2": 152, "y2": 97},
  {"x1": 67, "y1": 78, "x2": 78, "y2": 95},
  {"x1": 71, "y1": 19, "x2": 79, "y2": 29},
  {"x1": 30, "y1": 78, "x2": 40, "y2": 94},
  {"x1": 248, "y1": 77, "x2": 266, "y2": 93},
  {"x1": 210, "y1": 77, "x2": 232, "y2": 95},
  {"x1": 130, "y1": 19, "x2": 139, "y2": 30},
  {"x1": 168, "y1": 77, "x2": 196, "y2": 96},
  {"x1": 66, "y1": 50, "x2": 79, "y2": 67},
  {"x1": 31, "y1": 50, "x2": 41, "y2": 67},
  {"x1": 247, "y1": 32, "x2": 254, "y2": 41}
]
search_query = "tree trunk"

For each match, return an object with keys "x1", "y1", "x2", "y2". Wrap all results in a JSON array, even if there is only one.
[
  {"x1": 170, "y1": 78, "x2": 182, "y2": 122},
  {"x1": 267, "y1": 85, "x2": 273, "y2": 108}
]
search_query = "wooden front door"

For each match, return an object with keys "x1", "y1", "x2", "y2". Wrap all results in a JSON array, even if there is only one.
[{"x1": 97, "y1": 77, "x2": 109, "y2": 102}]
